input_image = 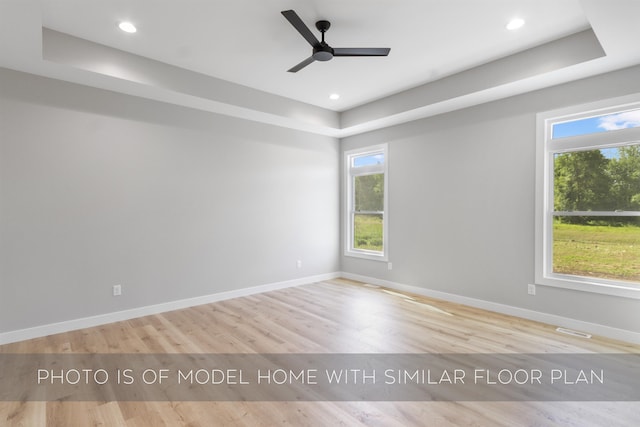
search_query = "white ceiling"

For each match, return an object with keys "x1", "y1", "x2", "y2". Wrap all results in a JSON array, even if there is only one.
[
  {"x1": 1, "y1": 0, "x2": 640, "y2": 137},
  {"x1": 40, "y1": 0, "x2": 590, "y2": 111}
]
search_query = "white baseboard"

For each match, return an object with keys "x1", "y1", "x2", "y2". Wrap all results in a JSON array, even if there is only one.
[
  {"x1": 0, "y1": 272, "x2": 341, "y2": 346},
  {"x1": 340, "y1": 272, "x2": 640, "y2": 346}
]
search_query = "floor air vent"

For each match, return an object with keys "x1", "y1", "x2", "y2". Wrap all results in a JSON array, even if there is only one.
[{"x1": 556, "y1": 327, "x2": 592, "y2": 339}]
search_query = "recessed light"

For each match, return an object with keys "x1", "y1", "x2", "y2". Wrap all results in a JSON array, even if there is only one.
[
  {"x1": 329, "y1": 93, "x2": 340, "y2": 100},
  {"x1": 506, "y1": 18, "x2": 525, "y2": 31},
  {"x1": 118, "y1": 22, "x2": 137, "y2": 33}
]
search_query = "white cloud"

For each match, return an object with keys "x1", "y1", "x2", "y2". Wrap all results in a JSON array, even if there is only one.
[{"x1": 598, "y1": 110, "x2": 640, "y2": 131}]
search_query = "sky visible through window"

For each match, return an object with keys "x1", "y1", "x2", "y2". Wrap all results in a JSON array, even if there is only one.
[
  {"x1": 353, "y1": 153, "x2": 384, "y2": 167},
  {"x1": 552, "y1": 108, "x2": 640, "y2": 139}
]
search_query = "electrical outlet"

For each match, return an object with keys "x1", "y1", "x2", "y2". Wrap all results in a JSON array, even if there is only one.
[
  {"x1": 296, "y1": 260, "x2": 302, "y2": 269},
  {"x1": 388, "y1": 262, "x2": 393, "y2": 270},
  {"x1": 527, "y1": 284, "x2": 536, "y2": 296},
  {"x1": 113, "y1": 284, "x2": 122, "y2": 296}
]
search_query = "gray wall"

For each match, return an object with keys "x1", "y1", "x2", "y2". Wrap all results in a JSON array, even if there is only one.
[
  {"x1": 2, "y1": 63, "x2": 640, "y2": 337},
  {"x1": 0, "y1": 69, "x2": 340, "y2": 333},
  {"x1": 341, "y1": 65, "x2": 640, "y2": 333}
]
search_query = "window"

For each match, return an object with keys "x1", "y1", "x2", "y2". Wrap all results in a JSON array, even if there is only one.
[
  {"x1": 345, "y1": 144, "x2": 388, "y2": 260},
  {"x1": 536, "y1": 94, "x2": 640, "y2": 298}
]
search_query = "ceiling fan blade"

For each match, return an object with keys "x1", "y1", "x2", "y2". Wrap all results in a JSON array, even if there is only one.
[
  {"x1": 288, "y1": 56, "x2": 316, "y2": 73},
  {"x1": 333, "y1": 47, "x2": 391, "y2": 56},
  {"x1": 281, "y1": 10, "x2": 321, "y2": 47}
]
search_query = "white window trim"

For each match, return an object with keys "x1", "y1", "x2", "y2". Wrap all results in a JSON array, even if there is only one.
[
  {"x1": 535, "y1": 93, "x2": 640, "y2": 299},
  {"x1": 344, "y1": 144, "x2": 389, "y2": 261}
]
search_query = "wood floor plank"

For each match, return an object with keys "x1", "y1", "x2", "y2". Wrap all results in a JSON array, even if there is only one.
[{"x1": 1, "y1": 278, "x2": 639, "y2": 426}]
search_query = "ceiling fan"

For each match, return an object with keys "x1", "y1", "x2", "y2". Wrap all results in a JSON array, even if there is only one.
[{"x1": 281, "y1": 10, "x2": 391, "y2": 73}]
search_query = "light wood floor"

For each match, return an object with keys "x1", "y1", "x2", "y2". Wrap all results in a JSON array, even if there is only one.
[{"x1": 1, "y1": 278, "x2": 639, "y2": 426}]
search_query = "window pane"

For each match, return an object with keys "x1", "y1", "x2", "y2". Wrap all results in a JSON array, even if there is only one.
[
  {"x1": 552, "y1": 108, "x2": 640, "y2": 139},
  {"x1": 354, "y1": 214, "x2": 383, "y2": 251},
  {"x1": 553, "y1": 145, "x2": 640, "y2": 212},
  {"x1": 352, "y1": 152, "x2": 384, "y2": 168},
  {"x1": 553, "y1": 217, "x2": 640, "y2": 283},
  {"x1": 355, "y1": 174, "x2": 384, "y2": 212}
]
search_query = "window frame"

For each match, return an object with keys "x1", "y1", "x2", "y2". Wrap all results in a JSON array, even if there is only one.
[
  {"x1": 535, "y1": 93, "x2": 640, "y2": 299},
  {"x1": 344, "y1": 144, "x2": 389, "y2": 261}
]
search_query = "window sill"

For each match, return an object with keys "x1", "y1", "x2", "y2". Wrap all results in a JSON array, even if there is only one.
[
  {"x1": 537, "y1": 274, "x2": 640, "y2": 300},
  {"x1": 344, "y1": 250, "x2": 388, "y2": 262}
]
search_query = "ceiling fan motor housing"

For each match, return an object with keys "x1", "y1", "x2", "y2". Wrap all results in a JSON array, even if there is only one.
[{"x1": 313, "y1": 44, "x2": 334, "y2": 61}]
